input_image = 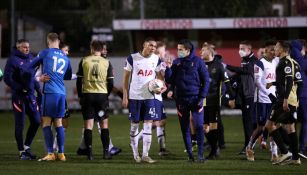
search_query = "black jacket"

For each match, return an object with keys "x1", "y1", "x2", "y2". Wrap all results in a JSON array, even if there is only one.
[{"x1": 226, "y1": 53, "x2": 257, "y2": 99}]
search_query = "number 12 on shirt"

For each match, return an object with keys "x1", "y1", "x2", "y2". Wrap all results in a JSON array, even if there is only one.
[{"x1": 52, "y1": 56, "x2": 66, "y2": 74}]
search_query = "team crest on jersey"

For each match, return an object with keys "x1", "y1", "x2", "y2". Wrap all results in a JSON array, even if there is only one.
[
  {"x1": 211, "y1": 68, "x2": 216, "y2": 74},
  {"x1": 254, "y1": 67, "x2": 259, "y2": 73},
  {"x1": 284, "y1": 66, "x2": 291, "y2": 74},
  {"x1": 295, "y1": 72, "x2": 301, "y2": 79}
]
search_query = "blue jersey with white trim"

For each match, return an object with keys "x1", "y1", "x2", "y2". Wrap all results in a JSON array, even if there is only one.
[{"x1": 31, "y1": 48, "x2": 72, "y2": 95}]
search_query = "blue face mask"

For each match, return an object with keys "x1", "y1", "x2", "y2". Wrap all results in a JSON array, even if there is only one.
[{"x1": 178, "y1": 51, "x2": 186, "y2": 58}]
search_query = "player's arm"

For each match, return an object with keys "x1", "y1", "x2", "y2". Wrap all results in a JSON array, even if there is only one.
[
  {"x1": 76, "y1": 59, "x2": 84, "y2": 99},
  {"x1": 221, "y1": 63, "x2": 235, "y2": 99},
  {"x1": 226, "y1": 60, "x2": 254, "y2": 75},
  {"x1": 106, "y1": 61, "x2": 114, "y2": 96},
  {"x1": 122, "y1": 70, "x2": 130, "y2": 108},
  {"x1": 198, "y1": 60, "x2": 210, "y2": 99},
  {"x1": 254, "y1": 62, "x2": 268, "y2": 95},
  {"x1": 0, "y1": 68, "x2": 3, "y2": 81},
  {"x1": 28, "y1": 51, "x2": 45, "y2": 69},
  {"x1": 164, "y1": 59, "x2": 175, "y2": 85},
  {"x1": 3, "y1": 58, "x2": 15, "y2": 88},
  {"x1": 64, "y1": 60, "x2": 73, "y2": 80},
  {"x1": 122, "y1": 56, "x2": 133, "y2": 108},
  {"x1": 283, "y1": 61, "x2": 294, "y2": 111}
]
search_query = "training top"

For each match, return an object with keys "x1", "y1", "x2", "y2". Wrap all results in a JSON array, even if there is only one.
[
  {"x1": 254, "y1": 57, "x2": 279, "y2": 103},
  {"x1": 30, "y1": 48, "x2": 72, "y2": 95}
]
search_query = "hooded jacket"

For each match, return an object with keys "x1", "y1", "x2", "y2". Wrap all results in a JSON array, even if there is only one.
[
  {"x1": 290, "y1": 40, "x2": 307, "y2": 98},
  {"x1": 4, "y1": 47, "x2": 40, "y2": 95},
  {"x1": 165, "y1": 44, "x2": 210, "y2": 101}
]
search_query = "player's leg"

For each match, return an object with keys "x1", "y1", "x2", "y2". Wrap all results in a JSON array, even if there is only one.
[
  {"x1": 40, "y1": 116, "x2": 56, "y2": 161},
  {"x1": 177, "y1": 101, "x2": 193, "y2": 161},
  {"x1": 82, "y1": 94, "x2": 95, "y2": 160},
  {"x1": 266, "y1": 104, "x2": 292, "y2": 164},
  {"x1": 240, "y1": 98, "x2": 254, "y2": 154},
  {"x1": 206, "y1": 106, "x2": 219, "y2": 160},
  {"x1": 108, "y1": 137, "x2": 122, "y2": 156},
  {"x1": 99, "y1": 118, "x2": 111, "y2": 159},
  {"x1": 95, "y1": 94, "x2": 112, "y2": 160},
  {"x1": 190, "y1": 113, "x2": 197, "y2": 151},
  {"x1": 54, "y1": 100, "x2": 69, "y2": 152},
  {"x1": 154, "y1": 99, "x2": 168, "y2": 155},
  {"x1": 141, "y1": 99, "x2": 156, "y2": 163},
  {"x1": 39, "y1": 94, "x2": 58, "y2": 161},
  {"x1": 283, "y1": 106, "x2": 300, "y2": 164},
  {"x1": 49, "y1": 94, "x2": 66, "y2": 161},
  {"x1": 128, "y1": 100, "x2": 141, "y2": 162},
  {"x1": 54, "y1": 117, "x2": 66, "y2": 161},
  {"x1": 23, "y1": 95, "x2": 40, "y2": 159},
  {"x1": 217, "y1": 113, "x2": 226, "y2": 149},
  {"x1": 191, "y1": 103, "x2": 205, "y2": 162},
  {"x1": 12, "y1": 95, "x2": 27, "y2": 159}
]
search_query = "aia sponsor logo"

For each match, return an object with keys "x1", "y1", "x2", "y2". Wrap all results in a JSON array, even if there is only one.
[
  {"x1": 266, "y1": 73, "x2": 275, "y2": 80},
  {"x1": 137, "y1": 69, "x2": 153, "y2": 76}
]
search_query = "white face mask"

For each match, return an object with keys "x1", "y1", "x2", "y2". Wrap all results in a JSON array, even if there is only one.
[
  {"x1": 239, "y1": 50, "x2": 247, "y2": 58},
  {"x1": 301, "y1": 49, "x2": 306, "y2": 56}
]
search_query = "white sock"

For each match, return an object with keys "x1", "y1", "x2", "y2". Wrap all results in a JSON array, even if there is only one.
[
  {"x1": 137, "y1": 129, "x2": 144, "y2": 142},
  {"x1": 142, "y1": 122, "x2": 152, "y2": 157},
  {"x1": 79, "y1": 128, "x2": 86, "y2": 149},
  {"x1": 130, "y1": 123, "x2": 139, "y2": 157},
  {"x1": 97, "y1": 122, "x2": 101, "y2": 134},
  {"x1": 53, "y1": 133, "x2": 58, "y2": 151},
  {"x1": 157, "y1": 126, "x2": 166, "y2": 149},
  {"x1": 109, "y1": 137, "x2": 114, "y2": 151},
  {"x1": 270, "y1": 138, "x2": 278, "y2": 155},
  {"x1": 24, "y1": 145, "x2": 30, "y2": 150}
]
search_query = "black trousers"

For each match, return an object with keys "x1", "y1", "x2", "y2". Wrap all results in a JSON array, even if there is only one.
[{"x1": 241, "y1": 97, "x2": 255, "y2": 147}]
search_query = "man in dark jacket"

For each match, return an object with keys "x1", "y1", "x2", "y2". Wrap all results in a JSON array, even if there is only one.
[
  {"x1": 200, "y1": 43, "x2": 235, "y2": 159},
  {"x1": 4, "y1": 39, "x2": 41, "y2": 160},
  {"x1": 290, "y1": 39, "x2": 307, "y2": 158},
  {"x1": 226, "y1": 40, "x2": 258, "y2": 154},
  {"x1": 165, "y1": 39, "x2": 210, "y2": 162}
]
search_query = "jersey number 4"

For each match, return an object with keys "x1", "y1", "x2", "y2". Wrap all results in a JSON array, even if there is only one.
[{"x1": 52, "y1": 56, "x2": 66, "y2": 74}]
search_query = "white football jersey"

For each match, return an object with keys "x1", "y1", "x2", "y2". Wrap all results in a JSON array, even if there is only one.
[
  {"x1": 124, "y1": 52, "x2": 163, "y2": 100},
  {"x1": 254, "y1": 57, "x2": 279, "y2": 103}
]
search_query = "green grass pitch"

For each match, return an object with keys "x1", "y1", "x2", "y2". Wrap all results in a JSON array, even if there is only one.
[{"x1": 0, "y1": 112, "x2": 306, "y2": 175}]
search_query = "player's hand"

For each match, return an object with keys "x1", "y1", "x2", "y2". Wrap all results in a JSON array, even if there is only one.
[
  {"x1": 266, "y1": 83, "x2": 272, "y2": 89},
  {"x1": 167, "y1": 91, "x2": 173, "y2": 99},
  {"x1": 122, "y1": 98, "x2": 129, "y2": 108},
  {"x1": 228, "y1": 100, "x2": 235, "y2": 109},
  {"x1": 160, "y1": 83, "x2": 167, "y2": 94},
  {"x1": 283, "y1": 99, "x2": 290, "y2": 112},
  {"x1": 204, "y1": 124, "x2": 210, "y2": 134},
  {"x1": 40, "y1": 74, "x2": 50, "y2": 82},
  {"x1": 197, "y1": 98, "x2": 204, "y2": 112},
  {"x1": 165, "y1": 57, "x2": 173, "y2": 68}
]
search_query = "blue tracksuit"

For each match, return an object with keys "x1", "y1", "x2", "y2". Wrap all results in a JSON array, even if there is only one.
[
  {"x1": 165, "y1": 44, "x2": 210, "y2": 160},
  {"x1": 290, "y1": 40, "x2": 307, "y2": 152},
  {"x1": 3, "y1": 47, "x2": 41, "y2": 152}
]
